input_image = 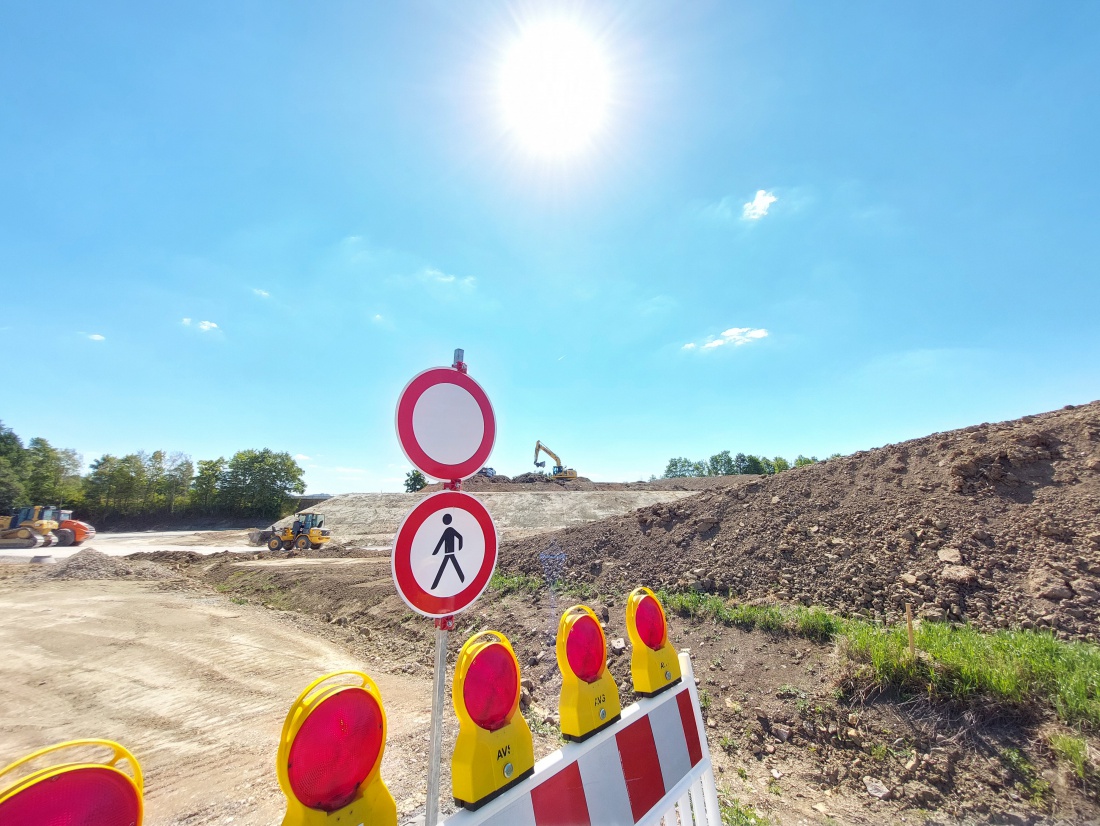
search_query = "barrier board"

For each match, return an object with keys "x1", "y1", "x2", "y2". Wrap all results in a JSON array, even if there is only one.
[{"x1": 441, "y1": 652, "x2": 720, "y2": 826}]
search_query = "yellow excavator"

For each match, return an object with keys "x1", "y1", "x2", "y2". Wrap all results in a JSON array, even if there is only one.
[
  {"x1": 0, "y1": 506, "x2": 96, "y2": 550},
  {"x1": 534, "y1": 440, "x2": 578, "y2": 480}
]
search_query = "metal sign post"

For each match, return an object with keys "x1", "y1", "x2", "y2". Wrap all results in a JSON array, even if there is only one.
[
  {"x1": 395, "y1": 349, "x2": 497, "y2": 826},
  {"x1": 426, "y1": 613, "x2": 454, "y2": 826}
]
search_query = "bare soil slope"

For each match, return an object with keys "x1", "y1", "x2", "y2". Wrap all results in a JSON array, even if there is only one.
[
  {"x1": 273, "y1": 488, "x2": 717, "y2": 547},
  {"x1": 502, "y1": 401, "x2": 1100, "y2": 641}
]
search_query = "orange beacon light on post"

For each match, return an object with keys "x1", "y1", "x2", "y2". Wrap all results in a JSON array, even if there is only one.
[
  {"x1": 451, "y1": 630, "x2": 534, "y2": 810},
  {"x1": 625, "y1": 587, "x2": 682, "y2": 696},
  {"x1": 276, "y1": 670, "x2": 396, "y2": 826},
  {"x1": 556, "y1": 604, "x2": 621, "y2": 741}
]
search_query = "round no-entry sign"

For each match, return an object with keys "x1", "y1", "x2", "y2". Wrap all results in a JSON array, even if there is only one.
[
  {"x1": 392, "y1": 491, "x2": 498, "y2": 618},
  {"x1": 395, "y1": 367, "x2": 495, "y2": 481}
]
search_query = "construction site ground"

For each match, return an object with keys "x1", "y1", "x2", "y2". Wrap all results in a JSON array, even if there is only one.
[{"x1": 3, "y1": 400, "x2": 1100, "y2": 825}]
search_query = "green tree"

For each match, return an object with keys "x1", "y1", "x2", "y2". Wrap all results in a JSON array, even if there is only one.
[
  {"x1": 24, "y1": 438, "x2": 81, "y2": 504},
  {"x1": 759, "y1": 457, "x2": 777, "y2": 475},
  {"x1": 707, "y1": 450, "x2": 735, "y2": 476},
  {"x1": 162, "y1": 453, "x2": 193, "y2": 513},
  {"x1": 219, "y1": 449, "x2": 305, "y2": 518},
  {"x1": 404, "y1": 470, "x2": 427, "y2": 492},
  {"x1": 742, "y1": 455, "x2": 766, "y2": 475},
  {"x1": 141, "y1": 450, "x2": 167, "y2": 511},
  {"x1": 0, "y1": 456, "x2": 24, "y2": 511},
  {"x1": 772, "y1": 456, "x2": 791, "y2": 473},
  {"x1": 663, "y1": 457, "x2": 700, "y2": 478},
  {"x1": 794, "y1": 455, "x2": 817, "y2": 467},
  {"x1": 191, "y1": 458, "x2": 225, "y2": 514},
  {"x1": 0, "y1": 421, "x2": 25, "y2": 478},
  {"x1": 83, "y1": 455, "x2": 120, "y2": 513}
]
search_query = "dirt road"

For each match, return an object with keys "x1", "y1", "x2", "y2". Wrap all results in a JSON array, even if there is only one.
[{"x1": 0, "y1": 577, "x2": 434, "y2": 825}]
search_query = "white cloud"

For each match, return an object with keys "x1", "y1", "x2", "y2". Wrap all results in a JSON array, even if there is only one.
[
  {"x1": 182, "y1": 317, "x2": 191, "y2": 326},
  {"x1": 252, "y1": 288, "x2": 270, "y2": 298},
  {"x1": 87, "y1": 334, "x2": 105, "y2": 341},
  {"x1": 420, "y1": 267, "x2": 476, "y2": 290},
  {"x1": 683, "y1": 326, "x2": 769, "y2": 352},
  {"x1": 742, "y1": 190, "x2": 778, "y2": 221},
  {"x1": 294, "y1": 454, "x2": 312, "y2": 462},
  {"x1": 371, "y1": 314, "x2": 384, "y2": 323},
  {"x1": 197, "y1": 321, "x2": 218, "y2": 332}
]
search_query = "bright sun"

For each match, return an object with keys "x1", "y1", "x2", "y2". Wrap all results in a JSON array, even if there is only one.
[{"x1": 500, "y1": 21, "x2": 610, "y2": 158}]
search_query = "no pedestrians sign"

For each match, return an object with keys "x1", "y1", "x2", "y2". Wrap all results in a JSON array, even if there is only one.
[{"x1": 391, "y1": 491, "x2": 498, "y2": 618}]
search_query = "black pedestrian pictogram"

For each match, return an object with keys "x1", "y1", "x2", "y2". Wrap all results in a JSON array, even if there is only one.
[{"x1": 431, "y1": 513, "x2": 464, "y2": 589}]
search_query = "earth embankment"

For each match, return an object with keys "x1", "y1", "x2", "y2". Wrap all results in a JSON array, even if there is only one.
[{"x1": 501, "y1": 401, "x2": 1100, "y2": 641}]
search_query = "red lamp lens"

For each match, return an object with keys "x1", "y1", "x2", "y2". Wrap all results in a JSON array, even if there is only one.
[
  {"x1": 463, "y1": 642, "x2": 519, "y2": 731},
  {"x1": 635, "y1": 595, "x2": 667, "y2": 651},
  {"x1": 566, "y1": 614, "x2": 605, "y2": 683},
  {"x1": 0, "y1": 766, "x2": 140, "y2": 826},
  {"x1": 287, "y1": 688, "x2": 384, "y2": 812}
]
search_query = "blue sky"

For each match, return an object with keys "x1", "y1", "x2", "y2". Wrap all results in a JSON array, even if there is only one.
[{"x1": 2, "y1": 2, "x2": 1098, "y2": 493}]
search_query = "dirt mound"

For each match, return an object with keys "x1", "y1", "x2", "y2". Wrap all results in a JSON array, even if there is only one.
[
  {"x1": 426, "y1": 474, "x2": 740, "y2": 493},
  {"x1": 49, "y1": 548, "x2": 177, "y2": 580},
  {"x1": 501, "y1": 401, "x2": 1100, "y2": 641}
]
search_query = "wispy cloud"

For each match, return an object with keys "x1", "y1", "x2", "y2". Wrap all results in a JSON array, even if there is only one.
[
  {"x1": 683, "y1": 326, "x2": 769, "y2": 352},
  {"x1": 696, "y1": 189, "x2": 780, "y2": 224},
  {"x1": 420, "y1": 267, "x2": 476, "y2": 290},
  {"x1": 742, "y1": 190, "x2": 777, "y2": 220},
  {"x1": 183, "y1": 318, "x2": 219, "y2": 332},
  {"x1": 294, "y1": 454, "x2": 312, "y2": 462},
  {"x1": 371, "y1": 314, "x2": 385, "y2": 323},
  {"x1": 252, "y1": 288, "x2": 270, "y2": 298},
  {"x1": 87, "y1": 333, "x2": 106, "y2": 341}
]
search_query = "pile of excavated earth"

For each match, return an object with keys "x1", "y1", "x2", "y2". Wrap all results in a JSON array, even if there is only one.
[{"x1": 502, "y1": 400, "x2": 1100, "y2": 642}]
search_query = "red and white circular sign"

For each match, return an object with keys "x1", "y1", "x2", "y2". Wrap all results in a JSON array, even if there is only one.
[
  {"x1": 395, "y1": 367, "x2": 495, "y2": 481},
  {"x1": 392, "y1": 491, "x2": 498, "y2": 618}
]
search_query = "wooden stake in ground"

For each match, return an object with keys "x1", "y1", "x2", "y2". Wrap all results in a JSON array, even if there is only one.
[{"x1": 906, "y1": 603, "x2": 916, "y2": 661}]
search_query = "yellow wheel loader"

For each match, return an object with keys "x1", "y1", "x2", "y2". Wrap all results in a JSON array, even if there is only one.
[{"x1": 250, "y1": 511, "x2": 332, "y2": 552}]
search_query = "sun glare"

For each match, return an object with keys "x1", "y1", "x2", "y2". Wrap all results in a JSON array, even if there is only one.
[{"x1": 500, "y1": 20, "x2": 610, "y2": 158}]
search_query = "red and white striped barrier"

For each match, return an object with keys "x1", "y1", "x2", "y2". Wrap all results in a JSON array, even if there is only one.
[{"x1": 442, "y1": 652, "x2": 720, "y2": 826}]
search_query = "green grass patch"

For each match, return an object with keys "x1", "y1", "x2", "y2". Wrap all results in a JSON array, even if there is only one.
[
  {"x1": 660, "y1": 587, "x2": 1100, "y2": 730},
  {"x1": 842, "y1": 621, "x2": 1100, "y2": 728},
  {"x1": 1000, "y1": 747, "x2": 1053, "y2": 806},
  {"x1": 488, "y1": 572, "x2": 542, "y2": 595},
  {"x1": 1049, "y1": 733, "x2": 1090, "y2": 779},
  {"x1": 659, "y1": 590, "x2": 841, "y2": 640},
  {"x1": 718, "y1": 794, "x2": 769, "y2": 826}
]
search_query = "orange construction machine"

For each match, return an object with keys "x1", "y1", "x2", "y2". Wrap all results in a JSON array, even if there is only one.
[{"x1": 0, "y1": 506, "x2": 96, "y2": 550}]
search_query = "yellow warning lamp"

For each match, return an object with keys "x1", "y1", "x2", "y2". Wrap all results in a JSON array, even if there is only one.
[
  {"x1": 625, "y1": 587, "x2": 682, "y2": 696},
  {"x1": 556, "y1": 604, "x2": 622, "y2": 741},
  {"x1": 451, "y1": 630, "x2": 534, "y2": 810},
  {"x1": 0, "y1": 739, "x2": 144, "y2": 824},
  {"x1": 276, "y1": 670, "x2": 396, "y2": 826}
]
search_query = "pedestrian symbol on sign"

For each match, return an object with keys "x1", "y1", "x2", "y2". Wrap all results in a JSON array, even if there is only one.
[{"x1": 431, "y1": 513, "x2": 465, "y2": 589}]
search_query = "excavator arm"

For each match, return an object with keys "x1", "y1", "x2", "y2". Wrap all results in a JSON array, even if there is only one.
[{"x1": 534, "y1": 440, "x2": 563, "y2": 470}]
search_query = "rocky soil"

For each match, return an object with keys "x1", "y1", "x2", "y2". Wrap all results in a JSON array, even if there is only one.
[{"x1": 502, "y1": 401, "x2": 1100, "y2": 642}]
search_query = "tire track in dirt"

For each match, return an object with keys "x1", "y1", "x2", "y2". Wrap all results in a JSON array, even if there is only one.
[{"x1": 0, "y1": 579, "x2": 433, "y2": 825}]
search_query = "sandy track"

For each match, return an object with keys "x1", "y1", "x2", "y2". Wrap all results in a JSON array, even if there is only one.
[{"x1": 0, "y1": 579, "x2": 433, "y2": 825}]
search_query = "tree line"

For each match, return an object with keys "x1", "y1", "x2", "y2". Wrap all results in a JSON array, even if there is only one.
[
  {"x1": 663, "y1": 450, "x2": 830, "y2": 478},
  {"x1": 0, "y1": 420, "x2": 305, "y2": 520}
]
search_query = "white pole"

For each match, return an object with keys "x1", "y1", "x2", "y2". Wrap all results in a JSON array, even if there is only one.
[{"x1": 426, "y1": 625, "x2": 449, "y2": 826}]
